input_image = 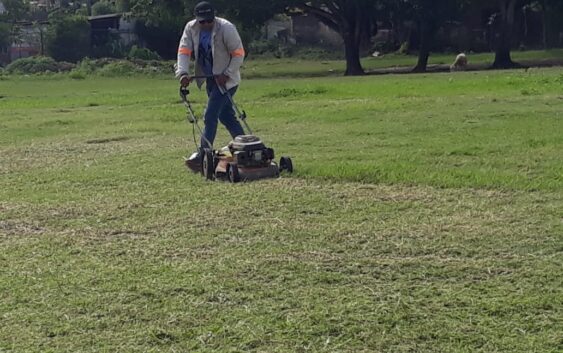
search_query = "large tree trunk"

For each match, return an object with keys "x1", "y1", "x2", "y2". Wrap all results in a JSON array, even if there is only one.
[
  {"x1": 343, "y1": 33, "x2": 364, "y2": 76},
  {"x1": 541, "y1": 0, "x2": 549, "y2": 49},
  {"x1": 301, "y1": 1, "x2": 372, "y2": 76},
  {"x1": 413, "y1": 21, "x2": 431, "y2": 73},
  {"x1": 342, "y1": 2, "x2": 366, "y2": 76},
  {"x1": 492, "y1": 0, "x2": 518, "y2": 69}
]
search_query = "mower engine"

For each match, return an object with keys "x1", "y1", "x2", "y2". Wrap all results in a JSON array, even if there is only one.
[{"x1": 229, "y1": 135, "x2": 275, "y2": 168}]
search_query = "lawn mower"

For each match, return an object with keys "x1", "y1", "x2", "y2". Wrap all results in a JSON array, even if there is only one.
[{"x1": 179, "y1": 78, "x2": 293, "y2": 183}]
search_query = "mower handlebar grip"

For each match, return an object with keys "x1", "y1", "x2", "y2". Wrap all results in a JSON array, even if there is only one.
[{"x1": 179, "y1": 87, "x2": 190, "y2": 98}]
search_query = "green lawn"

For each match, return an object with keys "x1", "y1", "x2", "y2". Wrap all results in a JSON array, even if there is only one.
[
  {"x1": 243, "y1": 49, "x2": 563, "y2": 78},
  {"x1": 1, "y1": 68, "x2": 562, "y2": 352}
]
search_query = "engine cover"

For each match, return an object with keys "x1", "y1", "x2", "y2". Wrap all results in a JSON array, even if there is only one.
[{"x1": 229, "y1": 135, "x2": 265, "y2": 152}]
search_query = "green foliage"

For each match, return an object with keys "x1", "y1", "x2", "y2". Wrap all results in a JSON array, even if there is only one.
[
  {"x1": 248, "y1": 39, "x2": 293, "y2": 58},
  {"x1": 91, "y1": 32, "x2": 127, "y2": 59},
  {"x1": 116, "y1": 0, "x2": 131, "y2": 12},
  {"x1": 134, "y1": 18, "x2": 184, "y2": 59},
  {"x1": 72, "y1": 57, "x2": 99, "y2": 74},
  {"x1": 5, "y1": 56, "x2": 74, "y2": 74},
  {"x1": 0, "y1": 0, "x2": 29, "y2": 22},
  {"x1": 0, "y1": 22, "x2": 11, "y2": 50},
  {"x1": 129, "y1": 0, "x2": 293, "y2": 59},
  {"x1": 249, "y1": 40, "x2": 344, "y2": 60},
  {"x1": 128, "y1": 45, "x2": 161, "y2": 60},
  {"x1": 97, "y1": 60, "x2": 139, "y2": 76},
  {"x1": 68, "y1": 70, "x2": 87, "y2": 79},
  {"x1": 397, "y1": 41, "x2": 410, "y2": 54},
  {"x1": 91, "y1": 0, "x2": 117, "y2": 16},
  {"x1": 68, "y1": 57, "x2": 173, "y2": 77},
  {"x1": 248, "y1": 39, "x2": 281, "y2": 56},
  {"x1": 46, "y1": 15, "x2": 91, "y2": 62}
]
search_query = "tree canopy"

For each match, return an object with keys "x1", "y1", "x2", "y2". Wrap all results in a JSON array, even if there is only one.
[{"x1": 2, "y1": 0, "x2": 561, "y2": 73}]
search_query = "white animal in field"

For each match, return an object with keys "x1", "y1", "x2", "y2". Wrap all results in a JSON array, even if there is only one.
[{"x1": 450, "y1": 53, "x2": 468, "y2": 71}]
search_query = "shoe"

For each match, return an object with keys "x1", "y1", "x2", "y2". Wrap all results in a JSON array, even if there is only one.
[{"x1": 185, "y1": 150, "x2": 202, "y2": 173}]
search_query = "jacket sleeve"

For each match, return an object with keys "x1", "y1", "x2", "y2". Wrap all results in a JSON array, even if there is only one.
[
  {"x1": 176, "y1": 23, "x2": 194, "y2": 78},
  {"x1": 222, "y1": 24, "x2": 245, "y2": 78}
]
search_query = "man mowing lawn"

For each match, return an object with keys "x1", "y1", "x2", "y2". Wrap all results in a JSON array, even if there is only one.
[{"x1": 176, "y1": 1, "x2": 246, "y2": 171}]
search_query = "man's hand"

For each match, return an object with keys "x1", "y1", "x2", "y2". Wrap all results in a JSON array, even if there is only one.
[
  {"x1": 180, "y1": 75, "x2": 191, "y2": 87},
  {"x1": 215, "y1": 74, "x2": 229, "y2": 88}
]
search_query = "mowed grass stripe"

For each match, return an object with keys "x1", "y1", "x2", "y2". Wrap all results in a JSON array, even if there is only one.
[{"x1": 0, "y1": 68, "x2": 561, "y2": 352}]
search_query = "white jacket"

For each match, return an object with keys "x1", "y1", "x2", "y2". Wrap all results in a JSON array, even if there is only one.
[{"x1": 176, "y1": 17, "x2": 245, "y2": 91}]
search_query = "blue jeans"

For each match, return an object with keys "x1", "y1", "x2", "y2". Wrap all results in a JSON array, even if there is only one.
[{"x1": 201, "y1": 80, "x2": 245, "y2": 149}]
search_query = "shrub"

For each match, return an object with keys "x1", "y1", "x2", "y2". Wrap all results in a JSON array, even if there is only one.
[
  {"x1": 128, "y1": 45, "x2": 161, "y2": 61},
  {"x1": 248, "y1": 39, "x2": 281, "y2": 57},
  {"x1": 98, "y1": 61, "x2": 139, "y2": 76},
  {"x1": 397, "y1": 41, "x2": 410, "y2": 55},
  {"x1": 69, "y1": 70, "x2": 87, "y2": 80},
  {"x1": 73, "y1": 57, "x2": 99, "y2": 74},
  {"x1": 5, "y1": 56, "x2": 74, "y2": 74}
]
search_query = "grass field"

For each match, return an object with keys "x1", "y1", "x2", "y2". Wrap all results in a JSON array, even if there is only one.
[
  {"x1": 1, "y1": 67, "x2": 562, "y2": 352},
  {"x1": 243, "y1": 49, "x2": 563, "y2": 78}
]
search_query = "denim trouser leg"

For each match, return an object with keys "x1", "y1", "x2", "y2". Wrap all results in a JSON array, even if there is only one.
[{"x1": 201, "y1": 82, "x2": 245, "y2": 149}]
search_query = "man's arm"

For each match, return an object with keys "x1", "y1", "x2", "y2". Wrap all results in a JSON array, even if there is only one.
[
  {"x1": 176, "y1": 22, "x2": 194, "y2": 82},
  {"x1": 222, "y1": 24, "x2": 245, "y2": 79}
]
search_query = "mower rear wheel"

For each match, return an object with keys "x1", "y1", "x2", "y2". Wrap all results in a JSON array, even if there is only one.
[
  {"x1": 202, "y1": 149, "x2": 215, "y2": 180},
  {"x1": 280, "y1": 156, "x2": 293, "y2": 173},
  {"x1": 227, "y1": 163, "x2": 241, "y2": 183}
]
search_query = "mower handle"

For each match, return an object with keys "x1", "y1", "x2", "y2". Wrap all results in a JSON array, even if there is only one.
[
  {"x1": 189, "y1": 75, "x2": 215, "y2": 81},
  {"x1": 180, "y1": 75, "x2": 215, "y2": 85}
]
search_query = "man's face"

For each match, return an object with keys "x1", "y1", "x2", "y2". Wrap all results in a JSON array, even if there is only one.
[{"x1": 199, "y1": 19, "x2": 215, "y2": 31}]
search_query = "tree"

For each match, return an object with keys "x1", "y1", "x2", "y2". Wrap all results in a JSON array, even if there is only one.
[
  {"x1": 116, "y1": 0, "x2": 131, "y2": 12},
  {"x1": 293, "y1": 1, "x2": 379, "y2": 76},
  {"x1": 537, "y1": 0, "x2": 563, "y2": 49},
  {"x1": 130, "y1": 0, "x2": 187, "y2": 59},
  {"x1": 386, "y1": 0, "x2": 465, "y2": 72},
  {"x1": 130, "y1": 0, "x2": 292, "y2": 59},
  {"x1": 91, "y1": 1, "x2": 117, "y2": 16},
  {"x1": 0, "y1": 23, "x2": 11, "y2": 51},
  {"x1": 46, "y1": 15, "x2": 91, "y2": 62},
  {"x1": 130, "y1": 0, "x2": 380, "y2": 75},
  {"x1": 0, "y1": 0, "x2": 30, "y2": 60},
  {"x1": 491, "y1": 0, "x2": 520, "y2": 68},
  {"x1": 0, "y1": 0, "x2": 29, "y2": 23}
]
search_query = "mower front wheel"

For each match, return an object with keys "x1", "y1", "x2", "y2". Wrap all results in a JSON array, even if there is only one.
[
  {"x1": 280, "y1": 156, "x2": 293, "y2": 173},
  {"x1": 202, "y1": 149, "x2": 215, "y2": 180},
  {"x1": 227, "y1": 163, "x2": 241, "y2": 183}
]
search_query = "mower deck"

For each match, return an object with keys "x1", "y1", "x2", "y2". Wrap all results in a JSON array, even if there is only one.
[
  {"x1": 180, "y1": 85, "x2": 293, "y2": 183},
  {"x1": 185, "y1": 135, "x2": 292, "y2": 183}
]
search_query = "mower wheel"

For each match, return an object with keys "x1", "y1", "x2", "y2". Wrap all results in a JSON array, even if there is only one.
[
  {"x1": 227, "y1": 163, "x2": 241, "y2": 183},
  {"x1": 280, "y1": 156, "x2": 293, "y2": 173},
  {"x1": 202, "y1": 149, "x2": 215, "y2": 180}
]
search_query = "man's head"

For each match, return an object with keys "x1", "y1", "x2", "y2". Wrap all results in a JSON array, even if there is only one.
[{"x1": 195, "y1": 1, "x2": 215, "y2": 30}]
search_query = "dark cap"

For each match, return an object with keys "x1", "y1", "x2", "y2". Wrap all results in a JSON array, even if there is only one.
[{"x1": 194, "y1": 2, "x2": 215, "y2": 22}]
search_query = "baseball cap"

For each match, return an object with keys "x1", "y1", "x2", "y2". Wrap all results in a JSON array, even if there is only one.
[{"x1": 194, "y1": 2, "x2": 215, "y2": 22}]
